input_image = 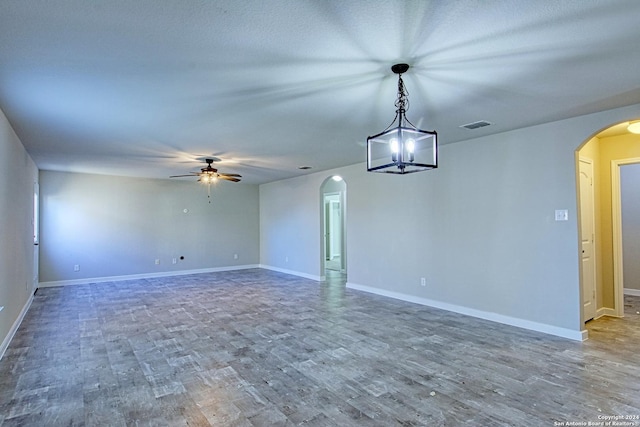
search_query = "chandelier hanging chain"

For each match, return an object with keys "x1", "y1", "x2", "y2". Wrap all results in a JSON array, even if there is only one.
[
  {"x1": 380, "y1": 73, "x2": 417, "y2": 134},
  {"x1": 395, "y1": 74, "x2": 409, "y2": 113}
]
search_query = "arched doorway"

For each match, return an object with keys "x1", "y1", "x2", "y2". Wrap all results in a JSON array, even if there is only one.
[
  {"x1": 576, "y1": 120, "x2": 640, "y2": 327},
  {"x1": 320, "y1": 175, "x2": 346, "y2": 281}
]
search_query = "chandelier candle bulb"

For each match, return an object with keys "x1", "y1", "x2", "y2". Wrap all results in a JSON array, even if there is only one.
[{"x1": 390, "y1": 139, "x2": 399, "y2": 162}]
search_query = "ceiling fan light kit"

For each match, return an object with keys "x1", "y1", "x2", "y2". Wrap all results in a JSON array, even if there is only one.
[
  {"x1": 367, "y1": 63, "x2": 438, "y2": 174},
  {"x1": 170, "y1": 158, "x2": 242, "y2": 183}
]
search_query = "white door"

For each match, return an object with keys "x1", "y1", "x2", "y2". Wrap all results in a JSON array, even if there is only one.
[
  {"x1": 324, "y1": 200, "x2": 331, "y2": 260},
  {"x1": 329, "y1": 200, "x2": 341, "y2": 259},
  {"x1": 579, "y1": 158, "x2": 596, "y2": 321},
  {"x1": 32, "y1": 182, "x2": 39, "y2": 293},
  {"x1": 323, "y1": 194, "x2": 340, "y2": 261}
]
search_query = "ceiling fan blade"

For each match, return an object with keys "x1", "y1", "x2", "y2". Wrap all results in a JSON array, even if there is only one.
[
  {"x1": 169, "y1": 174, "x2": 199, "y2": 178},
  {"x1": 219, "y1": 176, "x2": 241, "y2": 182},
  {"x1": 218, "y1": 173, "x2": 242, "y2": 177}
]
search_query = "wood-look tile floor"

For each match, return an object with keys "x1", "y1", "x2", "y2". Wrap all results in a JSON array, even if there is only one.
[{"x1": 1, "y1": 269, "x2": 639, "y2": 426}]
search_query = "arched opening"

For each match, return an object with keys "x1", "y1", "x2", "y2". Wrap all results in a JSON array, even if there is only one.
[
  {"x1": 576, "y1": 120, "x2": 640, "y2": 330},
  {"x1": 320, "y1": 175, "x2": 347, "y2": 282}
]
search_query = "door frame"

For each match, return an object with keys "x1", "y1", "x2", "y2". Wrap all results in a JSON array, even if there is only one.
[
  {"x1": 321, "y1": 191, "x2": 345, "y2": 274},
  {"x1": 323, "y1": 192, "x2": 341, "y2": 261},
  {"x1": 611, "y1": 157, "x2": 640, "y2": 317},
  {"x1": 319, "y1": 177, "x2": 347, "y2": 279}
]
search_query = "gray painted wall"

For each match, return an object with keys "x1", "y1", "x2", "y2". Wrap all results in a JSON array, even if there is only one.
[
  {"x1": 0, "y1": 108, "x2": 38, "y2": 353},
  {"x1": 260, "y1": 174, "x2": 323, "y2": 277},
  {"x1": 621, "y1": 163, "x2": 640, "y2": 290},
  {"x1": 39, "y1": 171, "x2": 259, "y2": 283},
  {"x1": 259, "y1": 103, "x2": 640, "y2": 335}
]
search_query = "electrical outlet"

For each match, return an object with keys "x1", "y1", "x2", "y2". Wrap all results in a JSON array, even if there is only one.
[
  {"x1": 420, "y1": 277, "x2": 426, "y2": 286},
  {"x1": 172, "y1": 258, "x2": 177, "y2": 264},
  {"x1": 155, "y1": 259, "x2": 160, "y2": 265},
  {"x1": 234, "y1": 254, "x2": 238, "y2": 260},
  {"x1": 74, "y1": 264, "x2": 80, "y2": 272},
  {"x1": 285, "y1": 256, "x2": 289, "y2": 263}
]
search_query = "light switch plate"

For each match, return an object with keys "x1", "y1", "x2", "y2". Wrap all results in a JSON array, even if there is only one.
[{"x1": 555, "y1": 209, "x2": 568, "y2": 221}]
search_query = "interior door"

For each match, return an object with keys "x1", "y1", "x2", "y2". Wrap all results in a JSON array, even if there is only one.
[
  {"x1": 329, "y1": 200, "x2": 341, "y2": 259},
  {"x1": 32, "y1": 182, "x2": 39, "y2": 293},
  {"x1": 324, "y1": 198, "x2": 330, "y2": 260},
  {"x1": 579, "y1": 158, "x2": 596, "y2": 321}
]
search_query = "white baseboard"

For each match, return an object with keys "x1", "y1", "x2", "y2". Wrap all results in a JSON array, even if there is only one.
[
  {"x1": 595, "y1": 307, "x2": 618, "y2": 319},
  {"x1": 258, "y1": 265, "x2": 322, "y2": 282},
  {"x1": 38, "y1": 264, "x2": 260, "y2": 288},
  {"x1": 0, "y1": 292, "x2": 34, "y2": 361},
  {"x1": 346, "y1": 282, "x2": 586, "y2": 342},
  {"x1": 624, "y1": 288, "x2": 640, "y2": 297}
]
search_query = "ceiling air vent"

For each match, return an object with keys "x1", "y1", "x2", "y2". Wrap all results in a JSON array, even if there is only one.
[{"x1": 460, "y1": 120, "x2": 492, "y2": 130}]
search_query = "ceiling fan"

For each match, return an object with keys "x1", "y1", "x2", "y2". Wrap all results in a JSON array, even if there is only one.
[{"x1": 170, "y1": 157, "x2": 242, "y2": 183}]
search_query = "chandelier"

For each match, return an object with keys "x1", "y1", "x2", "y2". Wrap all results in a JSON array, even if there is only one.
[{"x1": 367, "y1": 64, "x2": 437, "y2": 174}]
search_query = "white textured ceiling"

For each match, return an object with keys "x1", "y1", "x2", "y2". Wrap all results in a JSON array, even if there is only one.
[{"x1": 1, "y1": 0, "x2": 640, "y2": 184}]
